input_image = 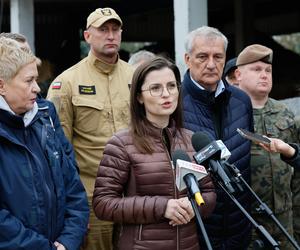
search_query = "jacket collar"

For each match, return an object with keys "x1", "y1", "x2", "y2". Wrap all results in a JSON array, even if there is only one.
[
  {"x1": 253, "y1": 98, "x2": 283, "y2": 115},
  {"x1": 0, "y1": 96, "x2": 38, "y2": 127},
  {"x1": 144, "y1": 119, "x2": 177, "y2": 142},
  {"x1": 189, "y1": 73, "x2": 226, "y2": 97},
  {"x1": 182, "y1": 70, "x2": 231, "y2": 105},
  {"x1": 87, "y1": 51, "x2": 119, "y2": 74}
]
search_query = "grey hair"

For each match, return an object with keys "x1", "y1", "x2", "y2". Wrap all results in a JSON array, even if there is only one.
[
  {"x1": 184, "y1": 25, "x2": 228, "y2": 54},
  {"x1": 0, "y1": 37, "x2": 36, "y2": 81},
  {"x1": 128, "y1": 50, "x2": 155, "y2": 66},
  {"x1": 0, "y1": 32, "x2": 27, "y2": 43}
]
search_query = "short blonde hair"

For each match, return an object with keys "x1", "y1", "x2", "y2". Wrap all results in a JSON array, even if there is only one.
[
  {"x1": 0, "y1": 32, "x2": 27, "y2": 43},
  {"x1": 0, "y1": 37, "x2": 36, "y2": 81}
]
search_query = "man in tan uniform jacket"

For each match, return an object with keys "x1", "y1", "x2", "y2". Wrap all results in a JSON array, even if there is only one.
[{"x1": 47, "y1": 7, "x2": 134, "y2": 250}]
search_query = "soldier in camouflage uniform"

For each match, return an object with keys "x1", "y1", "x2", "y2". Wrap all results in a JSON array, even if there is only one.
[
  {"x1": 250, "y1": 100, "x2": 298, "y2": 249},
  {"x1": 235, "y1": 44, "x2": 300, "y2": 249}
]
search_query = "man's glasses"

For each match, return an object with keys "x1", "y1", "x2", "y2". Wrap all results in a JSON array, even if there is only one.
[{"x1": 141, "y1": 82, "x2": 179, "y2": 97}]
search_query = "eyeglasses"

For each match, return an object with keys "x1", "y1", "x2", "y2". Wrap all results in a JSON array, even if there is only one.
[{"x1": 141, "y1": 82, "x2": 179, "y2": 97}]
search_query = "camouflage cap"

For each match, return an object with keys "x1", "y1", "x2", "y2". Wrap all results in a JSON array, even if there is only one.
[
  {"x1": 236, "y1": 44, "x2": 273, "y2": 66},
  {"x1": 86, "y1": 7, "x2": 122, "y2": 29}
]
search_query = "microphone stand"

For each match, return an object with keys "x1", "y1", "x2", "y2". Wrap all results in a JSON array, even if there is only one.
[
  {"x1": 224, "y1": 162, "x2": 300, "y2": 250},
  {"x1": 210, "y1": 173, "x2": 280, "y2": 249},
  {"x1": 186, "y1": 189, "x2": 213, "y2": 250}
]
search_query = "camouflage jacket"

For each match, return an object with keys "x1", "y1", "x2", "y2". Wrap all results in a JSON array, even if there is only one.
[{"x1": 251, "y1": 98, "x2": 298, "y2": 214}]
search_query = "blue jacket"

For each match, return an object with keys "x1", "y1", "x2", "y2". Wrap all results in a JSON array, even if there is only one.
[
  {"x1": 0, "y1": 98, "x2": 89, "y2": 250},
  {"x1": 182, "y1": 71, "x2": 254, "y2": 249}
]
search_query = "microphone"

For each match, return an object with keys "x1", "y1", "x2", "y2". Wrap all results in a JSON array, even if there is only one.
[
  {"x1": 184, "y1": 174, "x2": 205, "y2": 206},
  {"x1": 172, "y1": 150, "x2": 207, "y2": 206},
  {"x1": 191, "y1": 132, "x2": 236, "y2": 194},
  {"x1": 213, "y1": 140, "x2": 244, "y2": 192}
]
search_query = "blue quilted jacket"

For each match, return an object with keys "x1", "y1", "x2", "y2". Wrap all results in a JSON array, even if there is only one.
[
  {"x1": 182, "y1": 71, "x2": 254, "y2": 249},
  {"x1": 0, "y1": 97, "x2": 89, "y2": 250}
]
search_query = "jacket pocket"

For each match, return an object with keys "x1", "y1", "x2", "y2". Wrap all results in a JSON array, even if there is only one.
[
  {"x1": 275, "y1": 117, "x2": 295, "y2": 130},
  {"x1": 265, "y1": 117, "x2": 295, "y2": 138},
  {"x1": 72, "y1": 96, "x2": 105, "y2": 136}
]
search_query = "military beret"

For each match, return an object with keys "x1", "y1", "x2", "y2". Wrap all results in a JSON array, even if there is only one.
[{"x1": 236, "y1": 44, "x2": 273, "y2": 66}]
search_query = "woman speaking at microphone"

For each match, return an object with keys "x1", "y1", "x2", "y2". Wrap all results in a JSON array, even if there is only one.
[{"x1": 93, "y1": 57, "x2": 216, "y2": 250}]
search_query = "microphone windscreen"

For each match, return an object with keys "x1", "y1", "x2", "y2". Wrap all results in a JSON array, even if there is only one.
[
  {"x1": 191, "y1": 131, "x2": 213, "y2": 151},
  {"x1": 172, "y1": 149, "x2": 191, "y2": 167}
]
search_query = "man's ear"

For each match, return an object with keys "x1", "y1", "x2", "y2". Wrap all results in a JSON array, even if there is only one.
[
  {"x1": 184, "y1": 53, "x2": 190, "y2": 66},
  {"x1": 235, "y1": 68, "x2": 241, "y2": 81},
  {"x1": 83, "y1": 29, "x2": 91, "y2": 43}
]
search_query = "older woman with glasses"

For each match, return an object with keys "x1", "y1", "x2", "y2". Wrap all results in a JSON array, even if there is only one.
[
  {"x1": 93, "y1": 57, "x2": 216, "y2": 250},
  {"x1": 0, "y1": 37, "x2": 89, "y2": 250}
]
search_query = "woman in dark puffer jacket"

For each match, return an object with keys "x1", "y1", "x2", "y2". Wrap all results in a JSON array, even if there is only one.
[{"x1": 93, "y1": 57, "x2": 216, "y2": 250}]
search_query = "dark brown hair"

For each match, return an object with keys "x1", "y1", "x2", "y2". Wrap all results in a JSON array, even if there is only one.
[{"x1": 130, "y1": 56, "x2": 184, "y2": 153}]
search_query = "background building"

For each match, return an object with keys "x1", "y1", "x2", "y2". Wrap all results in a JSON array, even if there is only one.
[{"x1": 1, "y1": 0, "x2": 299, "y2": 99}]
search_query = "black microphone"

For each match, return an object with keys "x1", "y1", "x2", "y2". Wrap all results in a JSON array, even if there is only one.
[
  {"x1": 172, "y1": 149, "x2": 190, "y2": 166},
  {"x1": 172, "y1": 150, "x2": 205, "y2": 205},
  {"x1": 191, "y1": 132, "x2": 236, "y2": 194}
]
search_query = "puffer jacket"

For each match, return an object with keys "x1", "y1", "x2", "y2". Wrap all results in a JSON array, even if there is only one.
[
  {"x1": 181, "y1": 71, "x2": 254, "y2": 249},
  {"x1": 93, "y1": 123, "x2": 216, "y2": 250},
  {"x1": 0, "y1": 97, "x2": 89, "y2": 250}
]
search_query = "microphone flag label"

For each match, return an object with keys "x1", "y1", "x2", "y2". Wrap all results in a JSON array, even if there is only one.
[{"x1": 175, "y1": 160, "x2": 208, "y2": 191}]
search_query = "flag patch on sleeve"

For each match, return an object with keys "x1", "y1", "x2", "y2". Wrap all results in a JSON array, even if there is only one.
[{"x1": 52, "y1": 82, "x2": 62, "y2": 89}]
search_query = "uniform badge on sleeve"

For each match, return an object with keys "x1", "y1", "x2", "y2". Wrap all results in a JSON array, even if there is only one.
[
  {"x1": 79, "y1": 85, "x2": 96, "y2": 95},
  {"x1": 52, "y1": 82, "x2": 62, "y2": 89}
]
